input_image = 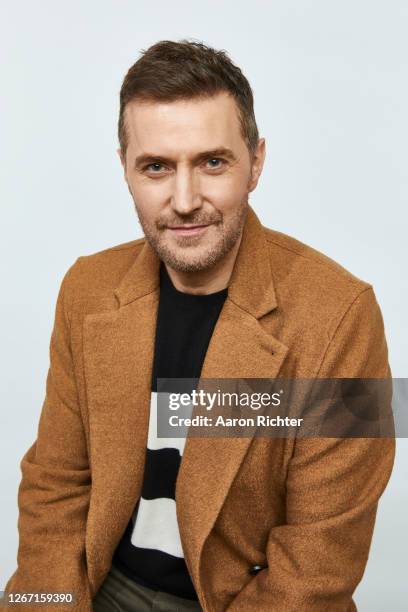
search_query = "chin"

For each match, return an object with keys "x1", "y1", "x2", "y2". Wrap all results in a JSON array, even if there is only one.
[
  {"x1": 163, "y1": 255, "x2": 220, "y2": 273},
  {"x1": 161, "y1": 246, "x2": 227, "y2": 273}
]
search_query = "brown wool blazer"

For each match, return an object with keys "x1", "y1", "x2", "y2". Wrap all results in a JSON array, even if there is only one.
[{"x1": 3, "y1": 205, "x2": 395, "y2": 611}]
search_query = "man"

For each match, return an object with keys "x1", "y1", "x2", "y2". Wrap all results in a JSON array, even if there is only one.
[{"x1": 2, "y1": 40, "x2": 394, "y2": 611}]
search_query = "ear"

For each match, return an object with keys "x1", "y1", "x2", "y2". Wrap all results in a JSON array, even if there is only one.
[
  {"x1": 117, "y1": 148, "x2": 125, "y2": 168},
  {"x1": 248, "y1": 138, "x2": 266, "y2": 193},
  {"x1": 117, "y1": 148, "x2": 129, "y2": 184}
]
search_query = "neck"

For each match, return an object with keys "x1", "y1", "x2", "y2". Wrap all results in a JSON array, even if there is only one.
[{"x1": 164, "y1": 232, "x2": 243, "y2": 295}]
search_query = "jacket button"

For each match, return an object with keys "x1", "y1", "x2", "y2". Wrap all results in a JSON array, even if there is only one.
[{"x1": 249, "y1": 564, "x2": 268, "y2": 575}]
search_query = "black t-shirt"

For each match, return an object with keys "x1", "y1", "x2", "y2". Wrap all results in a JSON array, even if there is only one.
[{"x1": 112, "y1": 261, "x2": 228, "y2": 600}]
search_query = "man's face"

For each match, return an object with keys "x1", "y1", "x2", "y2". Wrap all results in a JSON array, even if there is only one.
[{"x1": 119, "y1": 91, "x2": 265, "y2": 273}]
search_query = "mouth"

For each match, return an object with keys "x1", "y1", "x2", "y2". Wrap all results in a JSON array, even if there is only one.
[{"x1": 167, "y1": 224, "x2": 212, "y2": 237}]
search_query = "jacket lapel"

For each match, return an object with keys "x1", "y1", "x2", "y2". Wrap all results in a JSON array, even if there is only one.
[
  {"x1": 82, "y1": 243, "x2": 161, "y2": 592},
  {"x1": 175, "y1": 207, "x2": 289, "y2": 593},
  {"x1": 82, "y1": 205, "x2": 289, "y2": 596}
]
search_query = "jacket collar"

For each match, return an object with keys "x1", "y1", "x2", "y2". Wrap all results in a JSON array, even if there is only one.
[{"x1": 114, "y1": 204, "x2": 277, "y2": 318}]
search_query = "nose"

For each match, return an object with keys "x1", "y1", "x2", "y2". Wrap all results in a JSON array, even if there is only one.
[{"x1": 170, "y1": 165, "x2": 202, "y2": 215}]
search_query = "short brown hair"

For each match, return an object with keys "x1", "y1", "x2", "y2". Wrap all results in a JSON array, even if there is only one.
[{"x1": 118, "y1": 39, "x2": 259, "y2": 159}]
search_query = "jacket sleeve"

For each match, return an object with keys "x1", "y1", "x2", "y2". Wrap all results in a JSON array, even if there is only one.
[
  {"x1": 227, "y1": 287, "x2": 396, "y2": 612},
  {"x1": 1, "y1": 261, "x2": 93, "y2": 611}
]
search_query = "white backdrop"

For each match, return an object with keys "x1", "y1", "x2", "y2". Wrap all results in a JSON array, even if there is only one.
[{"x1": 1, "y1": 1, "x2": 407, "y2": 609}]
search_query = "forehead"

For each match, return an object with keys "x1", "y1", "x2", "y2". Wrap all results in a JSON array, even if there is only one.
[{"x1": 124, "y1": 91, "x2": 244, "y2": 155}]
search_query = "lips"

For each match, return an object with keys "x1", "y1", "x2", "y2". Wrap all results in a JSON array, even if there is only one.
[{"x1": 167, "y1": 224, "x2": 211, "y2": 236}]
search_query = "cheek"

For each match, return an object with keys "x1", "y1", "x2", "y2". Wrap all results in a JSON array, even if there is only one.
[
  {"x1": 200, "y1": 174, "x2": 249, "y2": 207},
  {"x1": 130, "y1": 176, "x2": 166, "y2": 199},
  {"x1": 129, "y1": 177, "x2": 168, "y2": 215}
]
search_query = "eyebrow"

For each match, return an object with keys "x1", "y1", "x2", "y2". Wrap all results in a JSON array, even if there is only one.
[{"x1": 133, "y1": 147, "x2": 237, "y2": 170}]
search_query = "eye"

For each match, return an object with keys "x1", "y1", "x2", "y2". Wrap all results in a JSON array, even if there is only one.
[
  {"x1": 145, "y1": 162, "x2": 165, "y2": 173},
  {"x1": 206, "y1": 158, "x2": 224, "y2": 170}
]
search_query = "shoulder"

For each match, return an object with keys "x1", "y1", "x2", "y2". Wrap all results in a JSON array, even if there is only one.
[
  {"x1": 263, "y1": 225, "x2": 369, "y2": 290},
  {"x1": 262, "y1": 225, "x2": 377, "y2": 339},
  {"x1": 78, "y1": 237, "x2": 144, "y2": 274},
  {"x1": 263, "y1": 225, "x2": 371, "y2": 294},
  {"x1": 60, "y1": 237, "x2": 146, "y2": 312}
]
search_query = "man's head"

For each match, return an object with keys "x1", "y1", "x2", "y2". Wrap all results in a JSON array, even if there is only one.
[{"x1": 118, "y1": 39, "x2": 265, "y2": 273}]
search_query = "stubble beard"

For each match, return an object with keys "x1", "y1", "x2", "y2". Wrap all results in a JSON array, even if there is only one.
[{"x1": 134, "y1": 199, "x2": 249, "y2": 273}]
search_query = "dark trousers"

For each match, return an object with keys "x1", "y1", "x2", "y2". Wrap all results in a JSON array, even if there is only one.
[{"x1": 92, "y1": 563, "x2": 203, "y2": 612}]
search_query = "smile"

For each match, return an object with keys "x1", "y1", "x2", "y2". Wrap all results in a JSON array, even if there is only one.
[{"x1": 167, "y1": 224, "x2": 211, "y2": 237}]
